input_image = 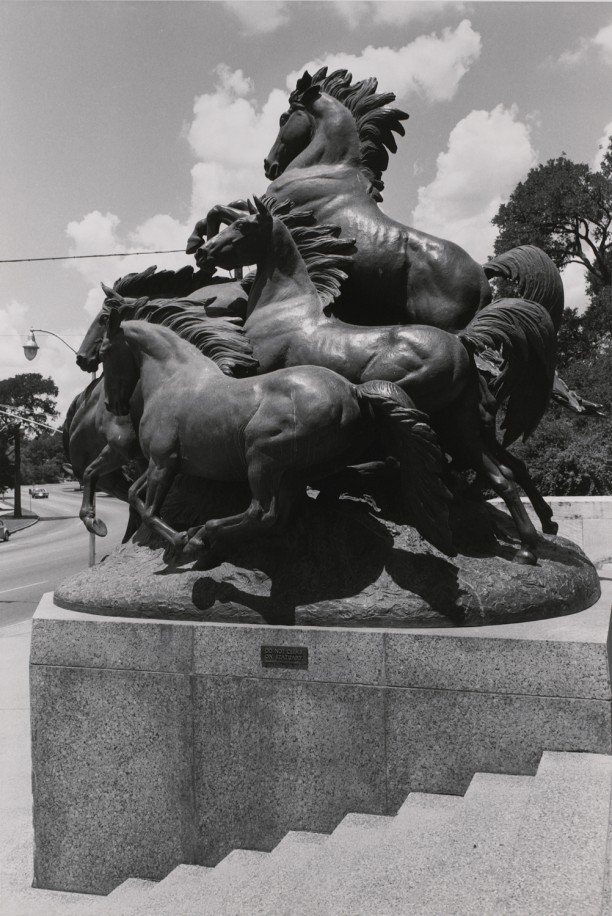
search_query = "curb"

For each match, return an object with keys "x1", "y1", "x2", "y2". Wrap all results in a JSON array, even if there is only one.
[{"x1": 1, "y1": 514, "x2": 39, "y2": 534}]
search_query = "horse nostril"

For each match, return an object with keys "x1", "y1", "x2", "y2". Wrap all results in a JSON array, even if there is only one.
[{"x1": 264, "y1": 159, "x2": 278, "y2": 180}]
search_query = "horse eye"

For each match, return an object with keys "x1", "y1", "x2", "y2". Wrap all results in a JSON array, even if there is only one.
[{"x1": 279, "y1": 112, "x2": 289, "y2": 126}]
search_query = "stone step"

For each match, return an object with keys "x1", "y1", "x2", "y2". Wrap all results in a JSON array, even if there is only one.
[
  {"x1": 124, "y1": 864, "x2": 213, "y2": 916},
  {"x1": 496, "y1": 751, "x2": 612, "y2": 915},
  {"x1": 399, "y1": 773, "x2": 533, "y2": 915},
  {"x1": 93, "y1": 878, "x2": 157, "y2": 916},
  {"x1": 95, "y1": 752, "x2": 612, "y2": 916},
  {"x1": 249, "y1": 792, "x2": 466, "y2": 915}
]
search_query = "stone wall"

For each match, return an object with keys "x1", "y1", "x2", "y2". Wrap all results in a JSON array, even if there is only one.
[{"x1": 490, "y1": 496, "x2": 612, "y2": 567}]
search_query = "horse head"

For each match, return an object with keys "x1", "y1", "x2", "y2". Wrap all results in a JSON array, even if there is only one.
[
  {"x1": 265, "y1": 100, "x2": 318, "y2": 180},
  {"x1": 100, "y1": 304, "x2": 140, "y2": 417},
  {"x1": 75, "y1": 283, "x2": 140, "y2": 373},
  {"x1": 197, "y1": 198, "x2": 271, "y2": 272},
  {"x1": 265, "y1": 67, "x2": 408, "y2": 198},
  {"x1": 264, "y1": 69, "x2": 361, "y2": 180},
  {"x1": 76, "y1": 305, "x2": 107, "y2": 372}
]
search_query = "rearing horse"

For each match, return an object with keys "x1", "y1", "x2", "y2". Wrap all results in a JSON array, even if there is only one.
[
  {"x1": 188, "y1": 68, "x2": 492, "y2": 331},
  {"x1": 199, "y1": 196, "x2": 563, "y2": 563}
]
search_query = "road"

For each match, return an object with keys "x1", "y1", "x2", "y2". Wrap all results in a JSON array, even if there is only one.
[{"x1": 0, "y1": 484, "x2": 129, "y2": 628}]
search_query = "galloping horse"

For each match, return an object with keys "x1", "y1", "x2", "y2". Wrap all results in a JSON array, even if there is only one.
[
  {"x1": 198, "y1": 196, "x2": 563, "y2": 562},
  {"x1": 100, "y1": 312, "x2": 454, "y2": 562},
  {"x1": 187, "y1": 68, "x2": 492, "y2": 331},
  {"x1": 66, "y1": 302, "x2": 258, "y2": 537}
]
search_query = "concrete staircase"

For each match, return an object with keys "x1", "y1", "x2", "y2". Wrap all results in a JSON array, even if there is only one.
[{"x1": 86, "y1": 751, "x2": 612, "y2": 916}]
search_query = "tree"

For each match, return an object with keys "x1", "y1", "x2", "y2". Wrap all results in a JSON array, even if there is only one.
[
  {"x1": 0, "y1": 373, "x2": 59, "y2": 433},
  {"x1": 492, "y1": 139, "x2": 612, "y2": 291},
  {"x1": 21, "y1": 433, "x2": 66, "y2": 484},
  {"x1": 0, "y1": 373, "x2": 59, "y2": 495}
]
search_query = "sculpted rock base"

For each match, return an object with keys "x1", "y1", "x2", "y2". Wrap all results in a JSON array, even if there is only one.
[{"x1": 55, "y1": 480, "x2": 600, "y2": 627}]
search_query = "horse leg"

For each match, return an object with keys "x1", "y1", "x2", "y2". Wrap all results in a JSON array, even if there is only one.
[
  {"x1": 183, "y1": 465, "x2": 301, "y2": 562},
  {"x1": 80, "y1": 445, "x2": 127, "y2": 536},
  {"x1": 436, "y1": 395, "x2": 540, "y2": 564},
  {"x1": 477, "y1": 449, "x2": 540, "y2": 564},
  {"x1": 494, "y1": 445, "x2": 558, "y2": 535},
  {"x1": 128, "y1": 459, "x2": 189, "y2": 557}
]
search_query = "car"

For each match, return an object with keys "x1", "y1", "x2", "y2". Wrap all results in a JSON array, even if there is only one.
[
  {"x1": 0, "y1": 519, "x2": 10, "y2": 542},
  {"x1": 30, "y1": 486, "x2": 49, "y2": 499}
]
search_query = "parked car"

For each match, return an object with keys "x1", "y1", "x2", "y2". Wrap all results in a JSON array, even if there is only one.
[
  {"x1": 0, "y1": 519, "x2": 10, "y2": 542},
  {"x1": 30, "y1": 486, "x2": 49, "y2": 499}
]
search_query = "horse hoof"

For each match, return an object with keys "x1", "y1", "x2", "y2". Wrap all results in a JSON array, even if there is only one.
[
  {"x1": 84, "y1": 517, "x2": 107, "y2": 537},
  {"x1": 92, "y1": 518, "x2": 108, "y2": 537},
  {"x1": 514, "y1": 548, "x2": 537, "y2": 566},
  {"x1": 543, "y1": 521, "x2": 559, "y2": 535},
  {"x1": 163, "y1": 533, "x2": 189, "y2": 565}
]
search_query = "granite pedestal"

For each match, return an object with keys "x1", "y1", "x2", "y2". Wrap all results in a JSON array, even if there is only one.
[{"x1": 30, "y1": 586, "x2": 612, "y2": 895}]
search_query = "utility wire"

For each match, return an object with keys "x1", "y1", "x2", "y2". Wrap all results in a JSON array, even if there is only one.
[{"x1": 0, "y1": 250, "x2": 185, "y2": 264}]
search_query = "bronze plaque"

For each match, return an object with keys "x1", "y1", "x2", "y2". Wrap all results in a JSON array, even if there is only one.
[{"x1": 261, "y1": 645, "x2": 309, "y2": 669}]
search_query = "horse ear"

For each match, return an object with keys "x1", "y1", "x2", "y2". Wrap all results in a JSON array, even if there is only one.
[
  {"x1": 101, "y1": 282, "x2": 115, "y2": 298},
  {"x1": 246, "y1": 199, "x2": 257, "y2": 214},
  {"x1": 252, "y1": 196, "x2": 271, "y2": 220},
  {"x1": 301, "y1": 84, "x2": 321, "y2": 106}
]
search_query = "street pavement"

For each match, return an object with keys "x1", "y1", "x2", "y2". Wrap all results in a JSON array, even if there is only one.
[{"x1": 0, "y1": 483, "x2": 129, "y2": 628}]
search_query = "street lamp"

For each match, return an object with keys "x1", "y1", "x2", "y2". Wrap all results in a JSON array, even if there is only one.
[
  {"x1": 21, "y1": 326, "x2": 97, "y2": 566},
  {"x1": 23, "y1": 327, "x2": 77, "y2": 360}
]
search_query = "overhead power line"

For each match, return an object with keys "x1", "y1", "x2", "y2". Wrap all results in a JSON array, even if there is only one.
[{"x1": 0, "y1": 249, "x2": 185, "y2": 264}]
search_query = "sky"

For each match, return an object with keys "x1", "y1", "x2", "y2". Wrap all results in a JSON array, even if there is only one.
[{"x1": 1, "y1": 0, "x2": 611, "y2": 419}]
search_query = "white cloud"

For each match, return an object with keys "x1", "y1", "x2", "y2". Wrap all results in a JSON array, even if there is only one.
[
  {"x1": 594, "y1": 22, "x2": 612, "y2": 65},
  {"x1": 561, "y1": 262, "x2": 589, "y2": 315},
  {"x1": 288, "y1": 20, "x2": 481, "y2": 103},
  {"x1": 558, "y1": 20, "x2": 612, "y2": 67},
  {"x1": 412, "y1": 105, "x2": 537, "y2": 261},
  {"x1": 331, "y1": 1, "x2": 464, "y2": 29},
  {"x1": 187, "y1": 68, "x2": 286, "y2": 214},
  {"x1": 223, "y1": 1, "x2": 290, "y2": 34},
  {"x1": 66, "y1": 210, "x2": 190, "y2": 318},
  {"x1": 593, "y1": 120, "x2": 612, "y2": 171},
  {"x1": 0, "y1": 299, "x2": 88, "y2": 422}
]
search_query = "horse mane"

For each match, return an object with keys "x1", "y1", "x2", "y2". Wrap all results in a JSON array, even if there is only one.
[
  {"x1": 106, "y1": 295, "x2": 258, "y2": 377},
  {"x1": 111, "y1": 263, "x2": 252, "y2": 299},
  {"x1": 289, "y1": 67, "x2": 408, "y2": 200},
  {"x1": 261, "y1": 196, "x2": 355, "y2": 310}
]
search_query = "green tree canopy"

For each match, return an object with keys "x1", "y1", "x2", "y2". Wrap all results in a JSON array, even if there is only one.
[
  {"x1": 0, "y1": 373, "x2": 59, "y2": 435},
  {"x1": 492, "y1": 139, "x2": 612, "y2": 291},
  {"x1": 0, "y1": 373, "x2": 60, "y2": 493}
]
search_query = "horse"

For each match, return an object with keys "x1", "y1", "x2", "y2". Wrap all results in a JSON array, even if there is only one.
[
  {"x1": 62, "y1": 375, "x2": 144, "y2": 540},
  {"x1": 66, "y1": 302, "x2": 259, "y2": 538},
  {"x1": 75, "y1": 263, "x2": 251, "y2": 373},
  {"x1": 187, "y1": 68, "x2": 493, "y2": 331},
  {"x1": 100, "y1": 311, "x2": 454, "y2": 563},
  {"x1": 198, "y1": 195, "x2": 564, "y2": 563}
]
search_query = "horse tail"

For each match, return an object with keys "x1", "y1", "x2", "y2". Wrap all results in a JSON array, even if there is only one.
[
  {"x1": 483, "y1": 245, "x2": 564, "y2": 332},
  {"x1": 458, "y1": 296, "x2": 557, "y2": 445},
  {"x1": 356, "y1": 380, "x2": 454, "y2": 556}
]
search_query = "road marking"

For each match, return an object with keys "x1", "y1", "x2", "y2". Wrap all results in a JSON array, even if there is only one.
[{"x1": 0, "y1": 580, "x2": 48, "y2": 596}]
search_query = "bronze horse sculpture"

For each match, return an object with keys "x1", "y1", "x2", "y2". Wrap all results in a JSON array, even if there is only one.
[
  {"x1": 65, "y1": 298, "x2": 258, "y2": 538},
  {"x1": 188, "y1": 68, "x2": 493, "y2": 331},
  {"x1": 198, "y1": 196, "x2": 563, "y2": 563},
  {"x1": 100, "y1": 309, "x2": 454, "y2": 563}
]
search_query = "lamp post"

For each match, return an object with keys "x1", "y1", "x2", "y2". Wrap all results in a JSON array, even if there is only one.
[
  {"x1": 22, "y1": 326, "x2": 98, "y2": 566},
  {"x1": 23, "y1": 327, "x2": 77, "y2": 360}
]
